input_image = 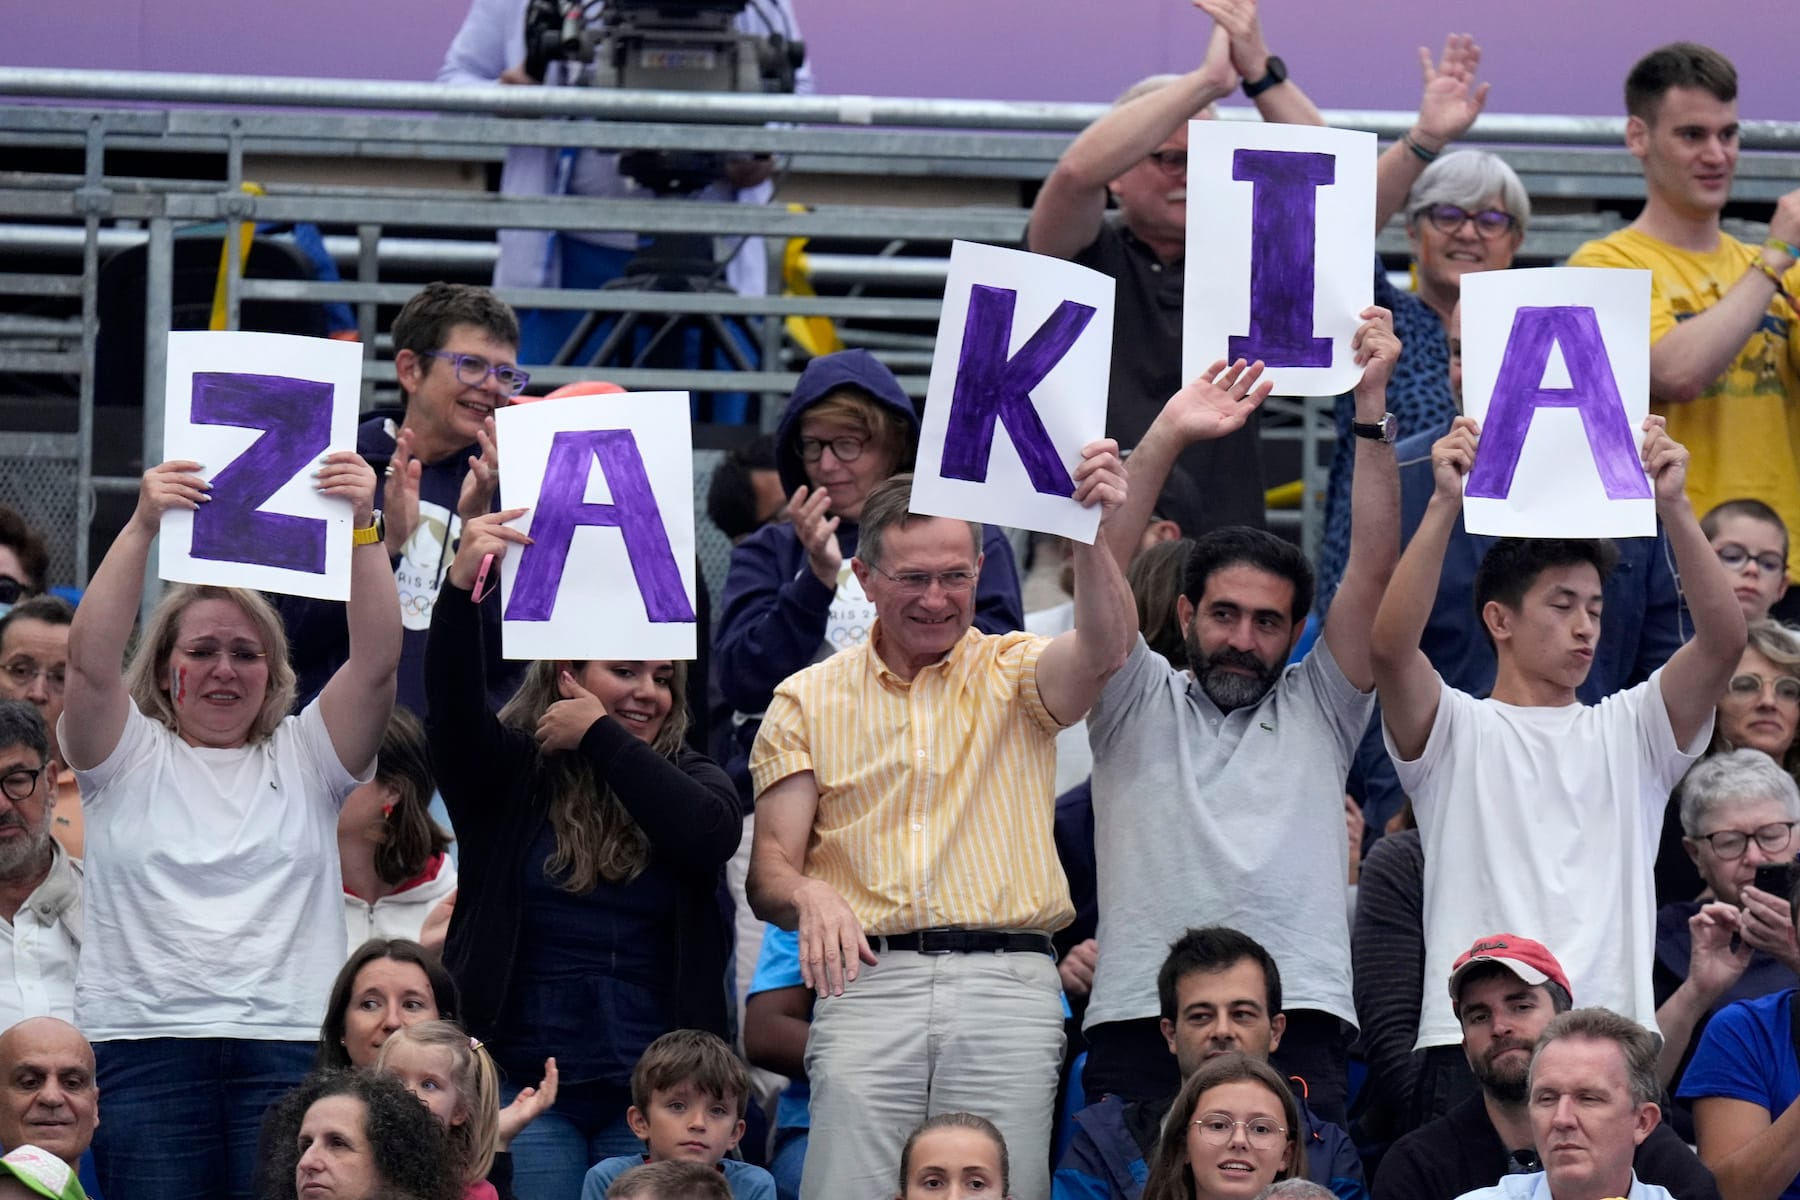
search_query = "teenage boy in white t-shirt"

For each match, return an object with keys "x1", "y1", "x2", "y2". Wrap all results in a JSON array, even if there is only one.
[{"x1": 1369, "y1": 413, "x2": 1744, "y2": 1059}]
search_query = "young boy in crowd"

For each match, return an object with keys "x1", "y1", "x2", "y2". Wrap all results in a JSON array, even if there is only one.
[
  {"x1": 608, "y1": 1160, "x2": 733, "y2": 1200},
  {"x1": 580, "y1": 1031, "x2": 776, "y2": 1200},
  {"x1": 1703, "y1": 498, "x2": 1790, "y2": 622}
]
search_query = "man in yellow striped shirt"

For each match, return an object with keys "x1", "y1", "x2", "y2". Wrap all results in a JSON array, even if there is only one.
[{"x1": 747, "y1": 431, "x2": 1161, "y2": 1200}]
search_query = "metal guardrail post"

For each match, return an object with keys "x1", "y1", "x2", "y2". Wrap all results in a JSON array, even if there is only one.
[
  {"x1": 74, "y1": 116, "x2": 108, "y2": 584},
  {"x1": 357, "y1": 224, "x2": 381, "y2": 408},
  {"x1": 141, "y1": 216, "x2": 174, "y2": 621}
]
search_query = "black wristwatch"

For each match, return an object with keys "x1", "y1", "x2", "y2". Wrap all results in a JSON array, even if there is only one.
[
  {"x1": 1243, "y1": 55, "x2": 1288, "y2": 98},
  {"x1": 1352, "y1": 413, "x2": 1400, "y2": 444}
]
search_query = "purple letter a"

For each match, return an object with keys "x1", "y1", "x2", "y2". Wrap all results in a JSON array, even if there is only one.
[
  {"x1": 505, "y1": 429, "x2": 695, "y2": 624},
  {"x1": 1466, "y1": 306, "x2": 1651, "y2": 501},
  {"x1": 941, "y1": 284, "x2": 1091, "y2": 497},
  {"x1": 1228, "y1": 149, "x2": 1336, "y2": 368}
]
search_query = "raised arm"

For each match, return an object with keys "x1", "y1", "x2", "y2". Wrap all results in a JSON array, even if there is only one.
[
  {"x1": 1099, "y1": 360, "x2": 1272, "y2": 573},
  {"x1": 316, "y1": 453, "x2": 403, "y2": 777},
  {"x1": 713, "y1": 521, "x2": 838, "y2": 714},
  {"x1": 1321, "y1": 308, "x2": 1403, "y2": 690},
  {"x1": 747, "y1": 769, "x2": 875, "y2": 997},
  {"x1": 1371, "y1": 417, "x2": 1478, "y2": 759},
  {"x1": 1027, "y1": 23, "x2": 1239, "y2": 260},
  {"x1": 1195, "y1": 0, "x2": 1326, "y2": 127},
  {"x1": 1647, "y1": 416, "x2": 1747, "y2": 744},
  {"x1": 1037, "y1": 442, "x2": 1138, "y2": 725},
  {"x1": 61, "y1": 461, "x2": 208, "y2": 770},
  {"x1": 1374, "y1": 35, "x2": 1490, "y2": 230}
]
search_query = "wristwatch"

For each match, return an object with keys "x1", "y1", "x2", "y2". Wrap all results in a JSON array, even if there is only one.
[
  {"x1": 1352, "y1": 413, "x2": 1400, "y2": 444},
  {"x1": 352, "y1": 510, "x2": 387, "y2": 548},
  {"x1": 1243, "y1": 56, "x2": 1288, "y2": 98}
]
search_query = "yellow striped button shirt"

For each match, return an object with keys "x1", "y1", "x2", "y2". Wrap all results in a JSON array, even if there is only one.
[{"x1": 750, "y1": 623, "x2": 1076, "y2": 937}]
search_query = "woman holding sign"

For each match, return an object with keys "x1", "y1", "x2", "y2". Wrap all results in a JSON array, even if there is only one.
[
  {"x1": 59, "y1": 455, "x2": 401, "y2": 1200},
  {"x1": 424, "y1": 509, "x2": 740, "y2": 1200}
]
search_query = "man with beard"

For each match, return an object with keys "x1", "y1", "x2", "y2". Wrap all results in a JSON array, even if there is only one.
[
  {"x1": 0, "y1": 703, "x2": 78, "y2": 1027},
  {"x1": 1081, "y1": 310, "x2": 1402, "y2": 1122},
  {"x1": 1055, "y1": 927, "x2": 1363, "y2": 1200},
  {"x1": 1374, "y1": 935, "x2": 1717, "y2": 1200}
]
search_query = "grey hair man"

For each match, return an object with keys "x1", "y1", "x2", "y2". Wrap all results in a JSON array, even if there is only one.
[
  {"x1": 0, "y1": 703, "x2": 78, "y2": 1029},
  {"x1": 1453, "y1": 1010, "x2": 1670, "y2": 1200},
  {"x1": 0, "y1": 1016, "x2": 98, "y2": 1169}
]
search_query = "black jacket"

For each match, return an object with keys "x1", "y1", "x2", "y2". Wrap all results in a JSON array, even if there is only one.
[{"x1": 425, "y1": 582, "x2": 741, "y2": 1043}]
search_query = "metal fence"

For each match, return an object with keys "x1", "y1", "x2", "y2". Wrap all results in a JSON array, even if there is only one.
[{"x1": 4, "y1": 67, "x2": 1799, "y2": 586}]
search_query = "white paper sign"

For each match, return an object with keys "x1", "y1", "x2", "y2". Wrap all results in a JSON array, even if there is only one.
[
  {"x1": 496, "y1": 392, "x2": 697, "y2": 661},
  {"x1": 911, "y1": 240, "x2": 1115, "y2": 543},
  {"x1": 159, "y1": 331, "x2": 362, "y2": 600},
  {"x1": 1461, "y1": 268, "x2": 1654, "y2": 538},
  {"x1": 1183, "y1": 120, "x2": 1376, "y2": 396}
]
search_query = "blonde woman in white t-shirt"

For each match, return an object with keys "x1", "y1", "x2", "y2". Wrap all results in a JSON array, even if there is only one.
[{"x1": 59, "y1": 456, "x2": 401, "y2": 1200}]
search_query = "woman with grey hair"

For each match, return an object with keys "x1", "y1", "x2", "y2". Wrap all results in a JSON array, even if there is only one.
[
  {"x1": 1654, "y1": 748, "x2": 1800, "y2": 1097},
  {"x1": 1316, "y1": 35, "x2": 1530, "y2": 613}
]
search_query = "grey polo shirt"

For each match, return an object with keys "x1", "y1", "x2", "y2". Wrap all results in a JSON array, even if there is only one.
[{"x1": 1084, "y1": 634, "x2": 1372, "y2": 1029}]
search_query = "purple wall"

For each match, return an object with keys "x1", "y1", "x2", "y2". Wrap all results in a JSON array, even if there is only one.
[{"x1": 7, "y1": 0, "x2": 1796, "y2": 120}]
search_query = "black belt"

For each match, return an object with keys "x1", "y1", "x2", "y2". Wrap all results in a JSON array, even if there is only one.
[{"x1": 875, "y1": 928, "x2": 1055, "y2": 956}]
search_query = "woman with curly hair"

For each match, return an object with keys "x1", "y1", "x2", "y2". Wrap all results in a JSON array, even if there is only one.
[
  {"x1": 1140, "y1": 1054, "x2": 1305, "y2": 1200},
  {"x1": 424, "y1": 509, "x2": 740, "y2": 1200},
  {"x1": 260, "y1": 1069, "x2": 459, "y2": 1200}
]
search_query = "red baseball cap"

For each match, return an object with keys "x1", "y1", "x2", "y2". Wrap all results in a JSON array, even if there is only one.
[{"x1": 1447, "y1": 933, "x2": 1573, "y2": 1008}]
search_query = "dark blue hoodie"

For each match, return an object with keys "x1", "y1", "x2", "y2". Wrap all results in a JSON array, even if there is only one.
[{"x1": 711, "y1": 350, "x2": 1024, "y2": 803}]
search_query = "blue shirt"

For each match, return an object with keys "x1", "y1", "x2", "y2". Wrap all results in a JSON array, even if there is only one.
[
  {"x1": 746, "y1": 926, "x2": 811, "y2": 1133},
  {"x1": 581, "y1": 1155, "x2": 776, "y2": 1200},
  {"x1": 1680, "y1": 988, "x2": 1800, "y2": 1200}
]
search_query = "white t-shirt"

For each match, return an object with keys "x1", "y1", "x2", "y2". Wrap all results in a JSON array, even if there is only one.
[
  {"x1": 1388, "y1": 670, "x2": 1706, "y2": 1049},
  {"x1": 72, "y1": 701, "x2": 367, "y2": 1041}
]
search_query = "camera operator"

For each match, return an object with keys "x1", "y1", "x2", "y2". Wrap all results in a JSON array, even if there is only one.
[{"x1": 437, "y1": 0, "x2": 812, "y2": 367}]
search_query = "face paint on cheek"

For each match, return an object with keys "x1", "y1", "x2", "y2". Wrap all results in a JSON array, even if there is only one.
[{"x1": 174, "y1": 666, "x2": 186, "y2": 707}]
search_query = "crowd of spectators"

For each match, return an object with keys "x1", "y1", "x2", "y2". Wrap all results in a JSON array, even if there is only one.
[{"x1": 8, "y1": 8, "x2": 1800, "y2": 1200}]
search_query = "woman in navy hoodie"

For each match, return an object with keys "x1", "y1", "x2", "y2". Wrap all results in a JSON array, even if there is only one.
[{"x1": 712, "y1": 350, "x2": 1024, "y2": 800}]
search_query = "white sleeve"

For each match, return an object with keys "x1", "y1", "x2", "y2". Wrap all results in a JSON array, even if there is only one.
[
  {"x1": 1384, "y1": 678, "x2": 1460, "y2": 815},
  {"x1": 437, "y1": 0, "x2": 521, "y2": 85},
  {"x1": 291, "y1": 700, "x2": 375, "y2": 810},
  {"x1": 1636, "y1": 667, "x2": 1712, "y2": 794},
  {"x1": 70, "y1": 705, "x2": 158, "y2": 815}
]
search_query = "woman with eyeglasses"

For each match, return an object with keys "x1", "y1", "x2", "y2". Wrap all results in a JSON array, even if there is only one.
[
  {"x1": 1140, "y1": 1053, "x2": 1305, "y2": 1200},
  {"x1": 58, "y1": 457, "x2": 401, "y2": 1200},
  {"x1": 712, "y1": 349, "x2": 1024, "y2": 803},
  {"x1": 1654, "y1": 745, "x2": 1800, "y2": 1120},
  {"x1": 1315, "y1": 35, "x2": 1528, "y2": 612},
  {"x1": 422, "y1": 508, "x2": 740, "y2": 1200}
]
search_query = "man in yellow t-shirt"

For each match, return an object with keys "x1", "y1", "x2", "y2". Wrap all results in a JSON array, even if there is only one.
[{"x1": 1568, "y1": 42, "x2": 1800, "y2": 584}]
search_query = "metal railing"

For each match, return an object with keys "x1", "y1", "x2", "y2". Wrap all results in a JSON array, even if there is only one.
[{"x1": 4, "y1": 68, "x2": 1799, "y2": 584}]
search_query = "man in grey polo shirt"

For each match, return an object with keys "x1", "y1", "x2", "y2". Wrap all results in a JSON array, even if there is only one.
[{"x1": 1084, "y1": 312, "x2": 1402, "y2": 1124}]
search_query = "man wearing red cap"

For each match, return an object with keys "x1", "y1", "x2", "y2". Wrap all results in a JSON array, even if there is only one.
[{"x1": 1374, "y1": 934, "x2": 1718, "y2": 1200}]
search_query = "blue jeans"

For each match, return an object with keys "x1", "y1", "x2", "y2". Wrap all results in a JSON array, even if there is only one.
[
  {"x1": 500, "y1": 1078, "x2": 641, "y2": 1200},
  {"x1": 769, "y1": 1128, "x2": 807, "y2": 1200},
  {"x1": 92, "y1": 1037, "x2": 313, "y2": 1200}
]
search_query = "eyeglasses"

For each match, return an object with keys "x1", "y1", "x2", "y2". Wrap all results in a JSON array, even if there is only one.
[
  {"x1": 423, "y1": 351, "x2": 530, "y2": 398},
  {"x1": 175, "y1": 643, "x2": 269, "y2": 667},
  {"x1": 0, "y1": 766, "x2": 44, "y2": 804},
  {"x1": 797, "y1": 435, "x2": 869, "y2": 465},
  {"x1": 867, "y1": 564, "x2": 979, "y2": 595},
  {"x1": 1, "y1": 660, "x2": 64, "y2": 694},
  {"x1": 1716, "y1": 543, "x2": 1787, "y2": 576},
  {"x1": 1695, "y1": 820, "x2": 1798, "y2": 860},
  {"x1": 1191, "y1": 1113, "x2": 1288, "y2": 1149},
  {"x1": 1728, "y1": 672, "x2": 1800, "y2": 705},
  {"x1": 1146, "y1": 149, "x2": 1188, "y2": 175},
  {"x1": 1419, "y1": 205, "x2": 1518, "y2": 239},
  {"x1": 0, "y1": 577, "x2": 30, "y2": 607}
]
